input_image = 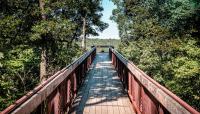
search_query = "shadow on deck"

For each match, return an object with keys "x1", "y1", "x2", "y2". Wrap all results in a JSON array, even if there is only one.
[{"x1": 69, "y1": 53, "x2": 135, "y2": 114}]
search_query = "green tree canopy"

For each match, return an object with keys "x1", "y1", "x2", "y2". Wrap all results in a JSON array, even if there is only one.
[{"x1": 112, "y1": 0, "x2": 200, "y2": 111}]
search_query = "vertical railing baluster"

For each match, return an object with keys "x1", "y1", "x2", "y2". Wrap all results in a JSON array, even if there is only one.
[{"x1": 2, "y1": 48, "x2": 96, "y2": 114}]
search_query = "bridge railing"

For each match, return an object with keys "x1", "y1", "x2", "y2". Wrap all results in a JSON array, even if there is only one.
[
  {"x1": 109, "y1": 48, "x2": 199, "y2": 114},
  {"x1": 2, "y1": 47, "x2": 96, "y2": 114}
]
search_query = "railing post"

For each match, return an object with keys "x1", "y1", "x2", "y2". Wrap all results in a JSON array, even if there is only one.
[
  {"x1": 66, "y1": 78, "x2": 71, "y2": 111},
  {"x1": 1, "y1": 48, "x2": 97, "y2": 114},
  {"x1": 109, "y1": 48, "x2": 199, "y2": 114},
  {"x1": 73, "y1": 73, "x2": 77, "y2": 96}
]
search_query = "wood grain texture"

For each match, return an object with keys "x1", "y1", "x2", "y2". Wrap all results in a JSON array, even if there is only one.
[{"x1": 69, "y1": 53, "x2": 135, "y2": 114}]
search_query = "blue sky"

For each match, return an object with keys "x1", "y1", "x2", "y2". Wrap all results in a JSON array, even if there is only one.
[{"x1": 89, "y1": 0, "x2": 119, "y2": 39}]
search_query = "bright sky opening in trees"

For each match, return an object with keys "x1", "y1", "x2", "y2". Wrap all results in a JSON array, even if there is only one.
[{"x1": 89, "y1": 0, "x2": 120, "y2": 39}]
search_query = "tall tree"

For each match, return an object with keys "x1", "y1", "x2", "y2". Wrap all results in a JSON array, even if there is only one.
[
  {"x1": 111, "y1": 0, "x2": 200, "y2": 110},
  {"x1": 82, "y1": 16, "x2": 87, "y2": 51},
  {"x1": 0, "y1": 0, "x2": 108, "y2": 110},
  {"x1": 39, "y1": 0, "x2": 47, "y2": 82},
  {"x1": 77, "y1": 0, "x2": 108, "y2": 51},
  {"x1": 0, "y1": 0, "x2": 77, "y2": 109}
]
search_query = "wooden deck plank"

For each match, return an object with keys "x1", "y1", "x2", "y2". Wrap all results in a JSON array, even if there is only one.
[
  {"x1": 113, "y1": 106, "x2": 120, "y2": 114},
  {"x1": 83, "y1": 106, "x2": 90, "y2": 114},
  {"x1": 124, "y1": 106, "x2": 133, "y2": 114},
  {"x1": 107, "y1": 106, "x2": 113, "y2": 114},
  {"x1": 95, "y1": 105, "x2": 102, "y2": 114},
  {"x1": 119, "y1": 106, "x2": 126, "y2": 114},
  {"x1": 69, "y1": 53, "x2": 135, "y2": 114},
  {"x1": 89, "y1": 106, "x2": 95, "y2": 114},
  {"x1": 101, "y1": 106, "x2": 108, "y2": 114}
]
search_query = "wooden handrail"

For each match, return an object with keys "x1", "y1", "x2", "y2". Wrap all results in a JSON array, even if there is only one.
[
  {"x1": 91, "y1": 45, "x2": 114, "y2": 48},
  {"x1": 1, "y1": 47, "x2": 96, "y2": 114},
  {"x1": 109, "y1": 48, "x2": 199, "y2": 114}
]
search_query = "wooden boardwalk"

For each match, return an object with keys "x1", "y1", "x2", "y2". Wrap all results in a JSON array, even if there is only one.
[{"x1": 69, "y1": 53, "x2": 135, "y2": 114}]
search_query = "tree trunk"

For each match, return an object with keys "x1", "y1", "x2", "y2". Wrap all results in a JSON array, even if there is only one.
[
  {"x1": 40, "y1": 46, "x2": 47, "y2": 82},
  {"x1": 81, "y1": 17, "x2": 86, "y2": 51},
  {"x1": 39, "y1": 0, "x2": 47, "y2": 82},
  {"x1": 39, "y1": 0, "x2": 46, "y2": 20}
]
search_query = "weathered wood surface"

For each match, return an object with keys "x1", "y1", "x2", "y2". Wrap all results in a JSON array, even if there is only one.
[
  {"x1": 110, "y1": 48, "x2": 200, "y2": 114},
  {"x1": 69, "y1": 53, "x2": 135, "y2": 114}
]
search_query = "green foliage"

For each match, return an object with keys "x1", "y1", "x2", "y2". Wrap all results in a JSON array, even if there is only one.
[
  {"x1": 31, "y1": 20, "x2": 76, "y2": 41},
  {"x1": 0, "y1": 46, "x2": 40, "y2": 110},
  {"x1": 77, "y1": 38, "x2": 120, "y2": 52},
  {"x1": 112, "y1": 0, "x2": 200, "y2": 110},
  {"x1": 85, "y1": 38, "x2": 120, "y2": 48},
  {"x1": 0, "y1": 0, "x2": 106, "y2": 111}
]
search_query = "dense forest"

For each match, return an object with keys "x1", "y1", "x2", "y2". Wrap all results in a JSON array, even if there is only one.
[
  {"x1": 78, "y1": 38, "x2": 120, "y2": 51},
  {"x1": 111, "y1": 0, "x2": 200, "y2": 111},
  {"x1": 84, "y1": 38, "x2": 119, "y2": 48},
  {"x1": 0, "y1": 0, "x2": 108, "y2": 110},
  {"x1": 0, "y1": 0, "x2": 200, "y2": 112}
]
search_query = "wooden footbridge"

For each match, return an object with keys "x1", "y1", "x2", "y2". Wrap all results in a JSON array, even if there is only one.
[{"x1": 1, "y1": 46, "x2": 199, "y2": 114}]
